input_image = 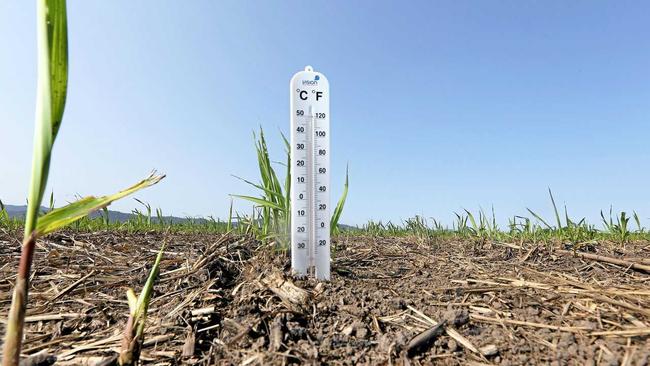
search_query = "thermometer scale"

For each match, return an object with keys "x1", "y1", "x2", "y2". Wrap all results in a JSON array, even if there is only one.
[{"x1": 290, "y1": 66, "x2": 330, "y2": 280}]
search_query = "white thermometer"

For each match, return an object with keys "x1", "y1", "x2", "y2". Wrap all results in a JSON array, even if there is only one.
[{"x1": 290, "y1": 66, "x2": 330, "y2": 280}]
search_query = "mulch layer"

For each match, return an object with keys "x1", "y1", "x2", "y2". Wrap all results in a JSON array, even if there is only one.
[{"x1": 1, "y1": 230, "x2": 649, "y2": 365}]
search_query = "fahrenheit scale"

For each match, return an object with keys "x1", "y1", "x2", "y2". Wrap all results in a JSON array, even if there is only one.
[{"x1": 290, "y1": 66, "x2": 330, "y2": 280}]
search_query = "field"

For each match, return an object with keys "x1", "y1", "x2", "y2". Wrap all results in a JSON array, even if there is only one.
[
  {"x1": 2, "y1": 3, "x2": 649, "y2": 365},
  {"x1": 1, "y1": 225, "x2": 649, "y2": 365}
]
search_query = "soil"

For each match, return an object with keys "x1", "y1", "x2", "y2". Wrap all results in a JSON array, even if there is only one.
[{"x1": 1, "y1": 230, "x2": 649, "y2": 365}]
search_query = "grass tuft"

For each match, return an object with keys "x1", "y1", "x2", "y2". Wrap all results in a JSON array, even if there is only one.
[{"x1": 232, "y1": 127, "x2": 349, "y2": 244}]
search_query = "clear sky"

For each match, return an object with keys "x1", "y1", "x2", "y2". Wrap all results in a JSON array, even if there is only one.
[{"x1": 1, "y1": 1, "x2": 649, "y2": 227}]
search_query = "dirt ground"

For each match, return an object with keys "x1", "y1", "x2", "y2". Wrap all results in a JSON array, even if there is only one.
[{"x1": 1, "y1": 230, "x2": 649, "y2": 365}]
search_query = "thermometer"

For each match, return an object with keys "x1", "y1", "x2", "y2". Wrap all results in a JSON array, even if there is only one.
[{"x1": 290, "y1": 66, "x2": 330, "y2": 280}]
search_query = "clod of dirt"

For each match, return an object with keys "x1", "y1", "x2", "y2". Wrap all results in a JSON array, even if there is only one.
[
  {"x1": 442, "y1": 308, "x2": 469, "y2": 327},
  {"x1": 287, "y1": 321, "x2": 308, "y2": 340},
  {"x1": 18, "y1": 350, "x2": 56, "y2": 366},
  {"x1": 577, "y1": 320, "x2": 598, "y2": 330},
  {"x1": 602, "y1": 353, "x2": 621, "y2": 366},
  {"x1": 354, "y1": 321, "x2": 369, "y2": 338},
  {"x1": 341, "y1": 304, "x2": 367, "y2": 317},
  {"x1": 447, "y1": 339, "x2": 459, "y2": 351},
  {"x1": 558, "y1": 332, "x2": 576, "y2": 349},
  {"x1": 392, "y1": 331, "x2": 410, "y2": 353},
  {"x1": 636, "y1": 353, "x2": 649, "y2": 366},
  {"x1": 526, "y1": 306, "x2": 540, "y2": 316},
  {"x1": 390, "y1": 298, "x2": 407, "y2": 310}
]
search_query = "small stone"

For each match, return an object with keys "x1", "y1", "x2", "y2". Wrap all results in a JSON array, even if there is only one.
[
  {"x1": 314, "y1": 282, "x2": 325, "y2": 293},
  {"x1": 447, "y1": 339, "x2": 458, "y2": 351},
  {"x1": 480, "y1": 344, "x2": 499, "y2": 357},
  {"x1": 341, "y1": 324, "x2": 354, "y2": 336}
]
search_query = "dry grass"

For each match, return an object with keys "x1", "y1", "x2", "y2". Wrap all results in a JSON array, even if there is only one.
[{"x1": 1, "y1": 229, "x2": 649, "y2": 365}]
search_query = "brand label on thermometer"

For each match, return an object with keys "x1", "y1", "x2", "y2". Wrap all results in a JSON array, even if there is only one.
[{"x1": 290, "y1": 66, "x2": 330, "y2": 280}]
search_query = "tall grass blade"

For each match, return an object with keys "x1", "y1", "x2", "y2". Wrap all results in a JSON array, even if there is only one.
[
  {"x1": 281, "y1": 132, "x2": 291, "y2": 214},
  {"x1": 330, "y1": 165, "x2": 349, "y2": 235},
  {"x1": 601, "y1": 210, "x2": 612, "y2": 232},
  {"x1": 633, "y1": 211, "x2": 642, "y2": 232},
  {"x1": 227, "y1": 198, "x2": 233, "y2": 232},
  {"x1": 548, "y1": 188, "x2": 562, "y2": 230},
  {"x1": 3, "y1": 1, "x2": 67, "y2": 364},
  {"x1": 464, "y1": 209, "x2": 478, "y2": 235},
  {"x1": 23, "y1": 0, "x2": 68, "y2": 237}
]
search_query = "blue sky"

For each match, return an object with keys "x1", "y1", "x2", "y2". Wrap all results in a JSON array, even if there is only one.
[{"x1": 1, "y1": 1, "x2": 649, "y2": 227}]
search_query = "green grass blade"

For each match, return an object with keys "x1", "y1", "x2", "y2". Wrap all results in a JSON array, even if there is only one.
[
  {"x1": 633, "y1": 211, "x2": 642, "y2": 232},
  {"x1": 232, "y1": 128, "x2": 292, "y2": 242},
  {"x1": 281, "y1": 132, "x2": 291, "y2": 213},
  {"x1": 35, "y1": 172, "x2": 164, "y2": 236},
  {"x1": 464, "y1": 209, "x2": 478, "y2": 233},
  {"x1": 24, "y1": 0, "x2": 69, "y2": 237},
  {"x1": 119, "y1": 241, "x2": 165, "y2": 365},
  {"x1": 548, "y1": 188, "x2": 562, "y2": 230},
  {"x1": 134, "y1": 242, "x2": 165, "y2": 319},
  {"x1": 227, "y1": 198, "x2": 233, "y2": 232},
  {"x1": 330, "y1": 165, "x2": 349, "y2": 235},
  {"x1": 231, "y1": 194, "x2": 284, "y2": 211},
  {"x1": 600, "y1": 210, "x2": 611, "y2": 232},
  {"x1": 47, "y1": 0, "x2": 68, "y2": 138},
  {"x1": 3, "y1": 2, "x2": 68, "y2": 364},
  {"x1": 526, "y1": 208, "x2": 552, "y2": 229},
  {"x1": 231, "y1": 175, "x2": 285, "y2": 203}
]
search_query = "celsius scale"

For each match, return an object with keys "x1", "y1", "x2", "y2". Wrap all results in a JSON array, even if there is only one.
[{"x1": 290, "y1": 66, "x2": 330, "y2": 280}]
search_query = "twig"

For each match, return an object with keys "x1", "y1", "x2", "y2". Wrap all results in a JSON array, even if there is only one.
[
  {"x1": 555, "y1": 249, "x2": 650, "y2": 274},
  {"x1": 589, "y1": 328, "x2": 650, "y2": 337},
  {"x1": 47, "y1": 270, "x2": 95, "y2": 304},
  {"x1": 471, "y1": 314, "x2": 588, "y2": 333},
  {"x1": 406, "y1": 321, "x2": 446, "y2": 357},
  {"x1": 407, "y1": 305, "x2": 482, "y2": 356}
]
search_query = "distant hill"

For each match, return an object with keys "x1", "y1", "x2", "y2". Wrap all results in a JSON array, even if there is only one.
[{"x1": 2, "y1": 204, "x2": 213, "y2": 224}]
